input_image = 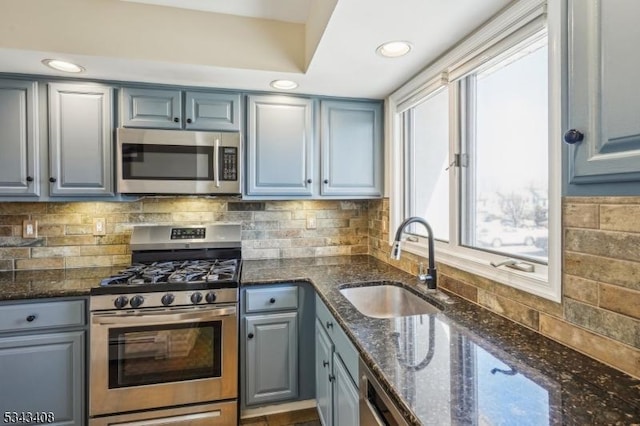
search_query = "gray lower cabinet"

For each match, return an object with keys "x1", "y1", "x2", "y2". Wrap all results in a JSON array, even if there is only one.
[
  {"x1": 245, "y1": 312, "x2": 299, "y2": 405},
  {"x1": 0, "y1": 79, "x2": 39, "y2": 196},
  {"x1": 566, "y1": 0, "x2": 640, "y2": 191},
  {"x1": 315, "y1": 296, "x2": 359, "y2": 426},
  {"x1": 0, "y1": 299, "x2": 86, "y2": 426},
  {"x1": 48, "y1": 82, "x2": 114, "y2": 196},
  {"x1": 320, "y1": 100, "x2": 383, "y2": 197},
  {"x1": 122, "y1": 87, "x2": 241, "y2": 131},
  {"x1": 246, "y1": 95, "x2": 314, "y2": 196}
]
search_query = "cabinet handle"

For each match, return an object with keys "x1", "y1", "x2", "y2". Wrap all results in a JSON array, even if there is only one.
[
  {"x1": 26, "y1": 315, "x2": 37, "y2": 322},
  {"x1": 563, "y1": 129, "x2": 584, "y2": 144},
  {"x1": 186, "y1": 118, "x2": 192, "y2": 124},
  {"x1": 247, "y1": 332, "x2": 254, "y2": 339},
  {"x1": 326, "y1": 321, "x2": 333, "y2": 329},
  {"x1": 323, "y1": 360, "x2": 329, "y2": 368},
  {"x1": 173, "y1": 117, "x2": 180, "y2": 123},
  {"x1": 49, "y1": 177, "x2": 57, "y2": 183},
  {"x1": 269, "y1": 298, "x2": 276, "y2": 304},
  {"x1": 26, "y1": 176, "x2": 33, "y2": 182},
  {"x1": 328, "y1": 374, "x2": 335, "y2": 383}
]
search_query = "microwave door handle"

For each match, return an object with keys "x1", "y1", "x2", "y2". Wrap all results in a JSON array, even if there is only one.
[
  {"x1": 92, "y1": 305, "x2": 236, "y2": 326},
  {"x1": 214, "y1": 138, "x2": 220, "y2": 188}
]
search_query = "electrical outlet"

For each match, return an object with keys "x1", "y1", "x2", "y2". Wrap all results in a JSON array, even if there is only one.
[
  {"x1": 22, "y1": 220, "x2": 37, "y2": 238},
  {"x1": 93, "y1": 218, "x2": 106, "y2": 236}
]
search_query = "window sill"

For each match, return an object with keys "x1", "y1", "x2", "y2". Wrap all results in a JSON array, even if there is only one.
[{"x1": 398, "y1": 239, "x2": 560, "y2": 302}]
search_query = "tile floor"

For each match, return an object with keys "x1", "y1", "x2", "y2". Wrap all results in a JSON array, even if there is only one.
[{"x1": 239, "y1": 408, "x2": 321, "y2": 426}]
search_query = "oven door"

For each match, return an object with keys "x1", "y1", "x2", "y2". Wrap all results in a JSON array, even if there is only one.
[
  {"x1": 90, "y1": 304, "x2": 237, "y2": 416},
  {"x1": 116, "y1": 128, "x2": 240, "y2": 195}
]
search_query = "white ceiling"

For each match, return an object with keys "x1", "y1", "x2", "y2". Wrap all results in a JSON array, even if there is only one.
[{"x1": 0, "y1": 0, "x2": 513, "y2": 99}]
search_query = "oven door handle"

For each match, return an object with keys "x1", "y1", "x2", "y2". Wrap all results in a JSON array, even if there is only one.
[{"x1": 92, "y1": 305, "x2": 236, "y2": 326}]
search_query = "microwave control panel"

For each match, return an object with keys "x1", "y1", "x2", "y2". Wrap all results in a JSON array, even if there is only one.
[{"x1": 219, "y1": 147, "x2": 238, "y2": 181}]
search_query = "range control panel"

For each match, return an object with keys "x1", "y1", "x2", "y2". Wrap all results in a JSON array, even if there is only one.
[{"x1": 170, "y1": 227, "x2": 206, "y2": 240}]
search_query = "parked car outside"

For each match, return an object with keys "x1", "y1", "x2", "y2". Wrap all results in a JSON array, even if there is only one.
[{"x1": 477, "y1": 222, "x2": 541, "y2": 248}]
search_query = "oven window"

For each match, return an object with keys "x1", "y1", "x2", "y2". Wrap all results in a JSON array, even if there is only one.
[
  {"x1": 122, "y1": 144, "x2": 214, "y2": 180},
  {"x1": 108, "y1": 321, "x2": 222, "y2": 388}
]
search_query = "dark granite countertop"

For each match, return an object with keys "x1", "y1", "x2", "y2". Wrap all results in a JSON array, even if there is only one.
[
  {"x1": 2, "y1": 255, "x2": 639, "y2": 424},
  {"x1": 0, "y1": 267, "x2": 119, "y2": 300},
  {"x1": 242, "y1": 255, "x2": 640, "y2": 425}
]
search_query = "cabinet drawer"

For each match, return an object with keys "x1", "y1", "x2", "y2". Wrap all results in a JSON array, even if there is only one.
[
  {"x1": 245, "y1": 286, "x2": 298, "y2": 313},
  {"x1": 0, "y1": 300, "x2": 86, "y2": 333}
]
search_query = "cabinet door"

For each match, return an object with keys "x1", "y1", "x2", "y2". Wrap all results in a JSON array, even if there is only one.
[
  {"x1": 333, "y1": 352, "x2": 359, "y2": 426},
  {"x1": 315, "y1": 320, "x2": 333, "y2": 426},
  {"x1": 48, "y1": 83, "x2": 114, "y2": 196},
  {"x1": 121, "y1": 87, "x2": 182, "y2": 129},
  {"x1": 245, "y1": 312, "x2": 298, "y2": 405},
  {"x1": 185, "y1": 91, "x2": 240, "y2": 131},
  {"x1": 246, "y1": 95, "x2": 314, "y2": 196},
  {"x1": 320, "y1": 100, "x2": 383, "y2": 197},
  {"x1": 567, "y1": 0, "x2": 640, "y2": 185},
  {"x1": 0, "y1": 331, "x2": 84, "y2": 426},
  {"x1": 0, "y1": 79, "x2": 39, "y2": 196}
]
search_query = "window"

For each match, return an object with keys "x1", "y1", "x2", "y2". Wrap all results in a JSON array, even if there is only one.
[{"x1": 389, "y1": 0, "x2": 561, "y2": 301}]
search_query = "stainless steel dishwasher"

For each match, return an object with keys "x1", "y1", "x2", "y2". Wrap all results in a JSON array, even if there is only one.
[{"x1": 359, "y1": 358, "x2": 409, "y2": 426}]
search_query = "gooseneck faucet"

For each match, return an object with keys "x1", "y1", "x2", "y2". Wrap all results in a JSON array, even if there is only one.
[{"x1": 391, "y1": 217, "x2": 437, "y2": 290}]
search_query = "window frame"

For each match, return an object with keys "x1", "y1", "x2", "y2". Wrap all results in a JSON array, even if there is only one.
[{"x1": 387, "y1": 0, "x2": 562, "y2": 302}]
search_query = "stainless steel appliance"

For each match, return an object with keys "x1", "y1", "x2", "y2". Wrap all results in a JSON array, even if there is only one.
[
  {"x1": 89, "y1": 223, "x2": 242, "y2": 425},
  {"x1": 359, "y1": 358, "x2": 409, "y2": 426},
  {"x1": 116, "y1": 128, "x2": 241, "y2": 195}
]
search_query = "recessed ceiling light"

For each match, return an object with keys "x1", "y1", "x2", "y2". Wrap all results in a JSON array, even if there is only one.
[
  {"x1": 41, "y1": 59, "x2": 85, "y2": 73},
  {"x1": 376, "y1": 41, "x2": 412, "y2": 58},
  {"x1": 270, "y1": 79, "x2": 298, "y2": 90}
]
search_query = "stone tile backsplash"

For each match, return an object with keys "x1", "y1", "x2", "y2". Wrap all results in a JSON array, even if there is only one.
[
  {"x1": 0, "y1": 195, "x2": 638, "y2": 379},
  {"x1": 368, "y1": 197, "x2": 640, "y2": 379},
  {"x1": 0, "y1": 198, "x2": 369, "y2": 270}
]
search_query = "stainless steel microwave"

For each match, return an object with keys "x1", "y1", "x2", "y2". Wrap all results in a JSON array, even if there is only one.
[{"x1": 116, "y1": 128, "x2": 241, "y2": 195}]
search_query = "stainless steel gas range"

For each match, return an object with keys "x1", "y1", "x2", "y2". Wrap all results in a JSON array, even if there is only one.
[{"x1": 89, "y1": 223, "x2": 241, "y2": 426}]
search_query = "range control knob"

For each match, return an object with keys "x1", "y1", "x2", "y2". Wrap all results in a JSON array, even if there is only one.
[
  {"x1": 191, "y1": 292, "x2": 203, "y2": 304},
  {"x1": 161, "y1": 293, "x2": 175, "y2": 306},
  {"x1": 205, "y1": 292, "x2": 217, "y2": 304},
  {"x1": 114, "y1": 296, "x2": 129, "y2": 309},
  {"x1": 130, "y1": 295, "x2": 145, "y2": 309}
]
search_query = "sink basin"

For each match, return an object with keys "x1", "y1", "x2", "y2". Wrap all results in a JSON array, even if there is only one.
[{"x1": 339, "y1": 284, "x2": 440, "y2": 318}]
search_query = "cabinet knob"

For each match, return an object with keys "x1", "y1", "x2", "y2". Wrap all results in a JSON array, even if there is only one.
[
  {"x1": 322, "y1": 360, "x2": 329, "y2": 368},
  {"x1": 563, "y1": 129, "x2": 584, "y2": 144},
  {"x1": 323, "y1": 179, "x2": 329, "y2": 184},
  {"x1": 269, "y1": 298, "x2": 276, "y2": 304},
  {"x1": 26, "y1": 315, "x2": 37, "y2": 322},
  {"x1": 306, "y1": 179, "x2": 312, "y2": 184},
  {"x1": 26, "y1": 176, "x2": 33, "y2": 182},
  {"x1": 49, "y1": 177, "x2": 57, "y2": 183},
  {"x1": 248, "y1": 332, "x2": 254, "y2": 339},
  {"x1": 186, "y1": 118, "x2": 192, "y2": 124}
]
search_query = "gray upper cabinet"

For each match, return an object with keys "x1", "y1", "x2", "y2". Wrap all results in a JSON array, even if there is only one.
[
  {"x1": 48, "y1": 83, "x2": 114, "y2": 196},
  {"x1": 121, "y1": 87, "x2": 182, "y2": 129},
  {"x1": 122, "y1": 87, "x2": 240, "y2": 131},
  {"x1": 185, "y1": 91, "x2": 240, "y2": 131},
  {"x1": 320, "y1": 100, "x2": 383, "y2": 197},
  {"x1": 246, "y1": 95, "x2": 314, "y2": 196},
  {"x1": 566, "y1": 0, "x2": 640, "y2": 189},
  {"x1": 0, "y1": 79, "x2": 39, "y2": 196}
]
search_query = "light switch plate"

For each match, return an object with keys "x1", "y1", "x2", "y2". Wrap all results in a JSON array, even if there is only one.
[
  {"x1": 93, "y1": 218, "x2": 106, "y2": 236},
  {"x1": 22, "y1": 220, "x2": 37, "y2": 238}
]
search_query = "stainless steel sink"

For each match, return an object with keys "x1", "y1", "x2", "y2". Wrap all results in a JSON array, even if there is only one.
[{"x1": 339, "y1": 284, "x2": 440, "y2": 318}]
